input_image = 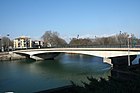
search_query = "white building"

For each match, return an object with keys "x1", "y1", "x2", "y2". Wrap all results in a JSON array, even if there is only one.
[{"x1": 13, "y1": 36, "x2": 32, "y2": 49}]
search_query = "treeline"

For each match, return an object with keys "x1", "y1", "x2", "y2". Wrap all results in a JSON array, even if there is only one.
[
  {"x1": 42, "y1": 31, "x2": 140, "y2": 48},
  {"x1": 0, "y1": 31, "x2": 139, "y2": 50}
]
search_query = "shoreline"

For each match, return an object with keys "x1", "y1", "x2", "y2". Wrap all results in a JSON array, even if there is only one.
[
  {"x1": 0, "y1": 52, "x2": 27, "y2": 61},
  {"x1": 35, "y1": 85, "x2": 75, "y2": 93}
]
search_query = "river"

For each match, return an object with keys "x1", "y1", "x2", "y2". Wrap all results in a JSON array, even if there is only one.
[{"x1": 0, "y1": 53, "x2": 111, "y2": 93}]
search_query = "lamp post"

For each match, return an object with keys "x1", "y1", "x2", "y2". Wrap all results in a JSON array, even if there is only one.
[
  {"x1": 120, "y1": 31, "x2": 122, "y2": 48},
  {"x1": 77, "y1": 35, "x2": 79, "y2": 48},
  {"x1": 7, "y1": 34, "x2": 10, "y2": 52},
  {"x1": 128, "y1": 35, "x2": 131, "y2": 66}
]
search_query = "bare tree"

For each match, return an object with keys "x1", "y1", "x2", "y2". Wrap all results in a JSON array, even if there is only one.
[
  {"x1": 41, "y1": 31, "x2": 67, "y2": 47},
  {"x1": 116, "y1": 32, "x2": 129, "y2": 47},
  {"x1": 0, "y1": 36, "x2": 12, "y2": 51},
  {"x1": 41, "y1": 31, "x2": 138, "y2": 48},
  {"x1": 69, "y1": 38, "x2": 92, "y2": 47},
  {"x1": 91, "y1": 32, "x2": 129, "y2": 47}
]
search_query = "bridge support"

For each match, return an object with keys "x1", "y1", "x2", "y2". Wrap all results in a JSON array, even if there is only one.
[
  {"x1": 110, "y1": 55, "x2": 137, "y2": 68},
  {"x1": 30, "y1": 52, "x2": 61, "y2": 60},
  {"x1": 103, "y1": 57, "x2": 112, "y2": 65}
]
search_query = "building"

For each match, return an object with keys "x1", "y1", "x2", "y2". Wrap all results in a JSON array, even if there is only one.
[
  {"x1": 13, "y1": 36, "x2": 32, "y2": 49},
  {"x1": 32, "y1": 40, "x2": 44, "y2": 48}
]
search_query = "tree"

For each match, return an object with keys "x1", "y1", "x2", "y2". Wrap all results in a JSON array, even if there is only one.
[
  {"x1": 0, "y1": 36, "x2": 13, "y2": 51},
  {"x1": 41, "y1": 31, "x2": 67, "y2": 47},
  {"x1": 69, "y1": 38, "x2": 93, "y2": 47},
  {"x1": 116, "y1": 32, "x2": 129, "y2": 47}
]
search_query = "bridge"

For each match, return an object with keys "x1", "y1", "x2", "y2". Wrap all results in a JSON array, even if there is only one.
[{"x1": 13, "y1": 48, "x2": 140, "y2": 65}]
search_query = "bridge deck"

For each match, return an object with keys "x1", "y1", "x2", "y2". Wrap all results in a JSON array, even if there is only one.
[{"x1": 14, "y1": 48, "x2": 140, "y2": 52}]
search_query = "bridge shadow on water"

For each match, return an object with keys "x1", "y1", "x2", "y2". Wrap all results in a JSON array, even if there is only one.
[{"x1": 31, "y1": 53, "x2": 111, "y2": 82}]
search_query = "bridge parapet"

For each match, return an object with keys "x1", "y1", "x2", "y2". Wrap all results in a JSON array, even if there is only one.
[{"x1": 48, "y1": 44, "x2": 140, "y2": 48}]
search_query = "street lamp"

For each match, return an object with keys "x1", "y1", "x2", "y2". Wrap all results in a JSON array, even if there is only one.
[
  {"x1": 7, "y1": 34, "x2": 10, "y2": 52},
  {"x1": 128, "y1": 35, "x2": 131, "y2": 66},
  {"x1": 120, "y1": 31, "x2": 122, "y2": 48}
]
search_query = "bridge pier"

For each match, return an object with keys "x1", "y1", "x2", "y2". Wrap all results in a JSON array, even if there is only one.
[
  {"x1": 110, "y1": 55, "x2": 137, "y2": 68},
  {"x1": 103, "y1": 57, "x2": 112, "y2": 65}
]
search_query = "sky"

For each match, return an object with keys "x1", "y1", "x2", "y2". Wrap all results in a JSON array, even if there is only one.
[{"x1": 0, "y1": 0, "x2": 140, "y2": 41}]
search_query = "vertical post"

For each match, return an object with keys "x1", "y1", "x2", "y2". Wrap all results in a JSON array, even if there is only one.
[
  {"x1": 120, "y1": 31, "x2": 122, "y2": 48},
  {"x1": 77, "y1": 34, "x2": 79, "y2": 48},
  {"x1": 128, "y1": 36, "x2": 130, "y2": 66},
  {"x1": 7, "y1": 34, "x2": 10, "y2": 52},
  {"x1": 95, "y1": 36, "x2": 96, "y2": 48}
]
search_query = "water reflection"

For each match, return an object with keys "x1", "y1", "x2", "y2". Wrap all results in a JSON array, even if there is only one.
[
  {"x1": 0, "y1": 53, "x2": 111, "y2": 93},
  {"x1": 28, "y1": 54, "x2": 111, "y2": 85}
]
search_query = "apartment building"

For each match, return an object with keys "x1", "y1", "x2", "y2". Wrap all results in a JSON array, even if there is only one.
[{"x1": 13, "y1": 36, "x2": 32, "y2": 49}]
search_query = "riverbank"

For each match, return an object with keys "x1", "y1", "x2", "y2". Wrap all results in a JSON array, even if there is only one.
[
  {"x1": 35, "y1": 85, "x2": 76, "y2": 93},
  {"x1": 0, "y1": 52, "x2": 27, "y2": 61}
]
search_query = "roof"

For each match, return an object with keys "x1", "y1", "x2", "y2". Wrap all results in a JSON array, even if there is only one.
[{"x1": 15, "y1": 36, "x2": 31, "y2": 39}]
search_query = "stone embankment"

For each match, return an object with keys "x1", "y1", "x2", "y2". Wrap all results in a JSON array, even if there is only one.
[{"x1": 0, "y1": 52, "x2": 27, "y2": 61}]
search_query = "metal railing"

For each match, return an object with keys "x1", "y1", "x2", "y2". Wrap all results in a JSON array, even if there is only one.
[
  {"x1": 50, "y1": 44, "x2": 140, "y2": 48},
  {"x1": 2, "y1": 44, "x2": 140, "y2": 52}
]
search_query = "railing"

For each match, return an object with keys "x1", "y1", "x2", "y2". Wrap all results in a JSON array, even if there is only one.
[
  {"x1": 49, "y1": 44, "x2": 140, "y2": 48},
  {"x1": 2, "y1": 44, "x2": 140, "y2": 52}
]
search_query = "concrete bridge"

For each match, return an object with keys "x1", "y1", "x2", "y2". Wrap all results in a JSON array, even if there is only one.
[{"x1": 13, "y1": 48, "x2": 140, "y2": 65}]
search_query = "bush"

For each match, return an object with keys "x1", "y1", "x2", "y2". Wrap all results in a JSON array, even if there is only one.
[{"x1": 71, "y1": 76, "x2": 140, "y2": 93}]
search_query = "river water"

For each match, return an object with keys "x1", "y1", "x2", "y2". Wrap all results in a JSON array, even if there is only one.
[{"x1": 0, "y1": 53, "x2": 111, "y2": 93}]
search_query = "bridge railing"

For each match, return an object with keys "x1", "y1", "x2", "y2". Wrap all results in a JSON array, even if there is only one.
[
  {"x1": 47, "y1": 44, "x2": 140, "y2": 48},
  {"x1": 10, "y1": 44, "x2": 140, "y2": 51}
]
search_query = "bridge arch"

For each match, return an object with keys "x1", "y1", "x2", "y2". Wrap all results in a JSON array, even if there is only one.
[{"x1": 14, "y1": 48, "x2": 140, "y2": 65}]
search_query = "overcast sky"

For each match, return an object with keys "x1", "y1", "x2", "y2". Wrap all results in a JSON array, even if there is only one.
[{"x1": 0, "y1": 0, "x2": 140, "y2": 41}]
